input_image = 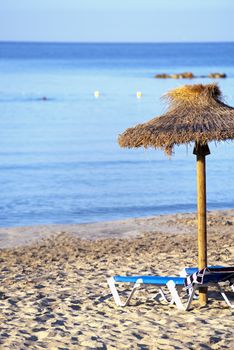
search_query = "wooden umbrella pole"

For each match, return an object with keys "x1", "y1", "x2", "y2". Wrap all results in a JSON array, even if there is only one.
[
  {"x1": 194, "y1": 143, "x2": 210, "y2": 306},
  {"x1": 197, "y1": 153, "x2": 207, "y2": 305}
]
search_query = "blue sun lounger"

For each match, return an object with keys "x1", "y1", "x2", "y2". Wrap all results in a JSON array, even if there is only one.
[
  {"x1": 108, "y1": 275, "x2": 184, "y2": 308},
  {"x1": 107, "y1": 267, "x2": 234, "y2": 311}
]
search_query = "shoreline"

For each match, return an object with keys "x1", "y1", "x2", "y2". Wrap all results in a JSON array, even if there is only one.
[{"x1": 0, "y1": 209, "x2": 234, "y2": 249}]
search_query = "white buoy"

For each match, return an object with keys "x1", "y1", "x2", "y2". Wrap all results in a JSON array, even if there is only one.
[
  {"x1": 94, "y1": 90, "x2": 100, "y2": 98},
  {"x1": 136, "y1": 91, "x2": 142, "y2": 98}
]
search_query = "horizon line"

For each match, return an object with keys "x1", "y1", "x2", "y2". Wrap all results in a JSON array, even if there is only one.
[{"x1": 0, "y1": 40, "x2": 234, "y2": 45}]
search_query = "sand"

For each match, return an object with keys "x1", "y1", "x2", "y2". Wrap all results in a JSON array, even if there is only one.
[{"x1": 0, "y1": 210, "x2": 233, "y2": 349}]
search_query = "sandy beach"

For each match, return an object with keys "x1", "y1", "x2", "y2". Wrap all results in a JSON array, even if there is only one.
[{"x1": 0, "y1": 210, "x2": 234, "y2": 349}]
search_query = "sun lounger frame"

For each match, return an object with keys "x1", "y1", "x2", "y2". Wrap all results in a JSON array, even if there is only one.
[{"x1": 107, "y1": 272, "x2": 234, "y2": 311}]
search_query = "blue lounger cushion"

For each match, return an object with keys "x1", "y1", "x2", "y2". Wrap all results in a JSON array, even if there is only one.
[
  {"x1": 114, "y1": 275, "x2": 184, "y2": 285},
  {"x1": 184, "y1": 266, "x2": 234, "y2": 289},
  {"x1": 200, "y1": 267, "x2": 234, "y2": 284},
  {"x1": 183, "y1": 265, "x2": 224, "y2": 276}
]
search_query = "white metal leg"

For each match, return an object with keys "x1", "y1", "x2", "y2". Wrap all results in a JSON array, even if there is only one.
[
  {"x1": 166, "y1": 280, "x2": 185, "y2": 310},
  {"x1": 217, "y1": 284, "x2": 234, "y2": 308},
  {"x1": 107, "y1": 277, "x2": 142, "y2": 307}
]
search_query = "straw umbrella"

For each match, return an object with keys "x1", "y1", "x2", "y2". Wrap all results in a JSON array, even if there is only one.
[{"x1": 118, "y1": 83, "x2": 234, "y2": 306}]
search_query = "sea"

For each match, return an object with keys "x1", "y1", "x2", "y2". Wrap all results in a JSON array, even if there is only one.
[{"x1": 0, "y1": 42, "x2": 234, "y2": 227}]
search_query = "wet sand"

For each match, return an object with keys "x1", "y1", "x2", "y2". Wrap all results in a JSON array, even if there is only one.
[{"x1": 0, "y1": 210, "x2": 234, "y2": 349}]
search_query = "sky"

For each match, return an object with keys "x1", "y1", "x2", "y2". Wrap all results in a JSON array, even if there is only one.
[{"x1": 0, "y1": 0, "x2": 233, "y2": 43}]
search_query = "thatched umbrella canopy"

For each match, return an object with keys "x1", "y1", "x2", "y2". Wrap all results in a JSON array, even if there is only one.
[
  {"x1": 118, "y1": 83, "x2": 234, "y2": 306},
  {"x1": 119, "y1": 83, "x2": 234, "y2": 155}
]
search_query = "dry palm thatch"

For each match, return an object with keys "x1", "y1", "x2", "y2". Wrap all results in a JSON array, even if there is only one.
[{"x1": 118, "y1": 83, "x2": 234, "y2": 155}]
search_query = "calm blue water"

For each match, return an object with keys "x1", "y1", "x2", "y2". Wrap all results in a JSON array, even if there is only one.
[{"x1": 1, "y1": 42, "x2": 234, "y2": 227}]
